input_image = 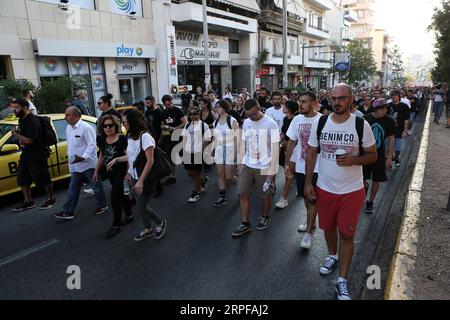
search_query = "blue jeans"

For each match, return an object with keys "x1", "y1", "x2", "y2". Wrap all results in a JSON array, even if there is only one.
[
  {"x1": 63, "y1": 168, "x2": 107, "y2": 215},
  {"x1": 434, "y1": 101, "x2": 443, "y2": 122}
]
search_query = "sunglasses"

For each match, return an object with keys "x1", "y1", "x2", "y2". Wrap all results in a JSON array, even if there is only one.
[
  {"x1": 97, "y1": 102, "x2": 103, "y2": 105},
  {"x1": 103, "y1": 124, "x2": 114, "y2": 129}
]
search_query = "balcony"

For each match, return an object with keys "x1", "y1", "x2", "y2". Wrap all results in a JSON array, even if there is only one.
[
  {"x1": 304, "y1": 0, "x2": 334, "y2": 11},
  {"x1": 304, "y1": 23, "x2": 330, "y2": 39},
  {"x1": 342, "y1": 27, "x2": 356, "y2": 41},
  {"x1": 344, "y1": 10, "x2": 358, "y2": 23}
]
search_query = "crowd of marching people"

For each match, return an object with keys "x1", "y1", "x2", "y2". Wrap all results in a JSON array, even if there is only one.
[{"x1": 6, "y1": 80, "x2": 443, "y2": 300}]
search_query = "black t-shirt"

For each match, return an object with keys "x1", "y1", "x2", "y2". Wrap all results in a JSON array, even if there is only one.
[
  {"x1": 100, "y1": 108, "x2": 122, "y2": 122},
  {"x1": 446, "y1": 89, "x2": 450, "y2": 105},
  {"x1": 181, "y1": 93, "x2": 192, "y2": 109},
  {"x1": 161, "y1": 106, "x2": 185, "y2": 130},
  {"x1": 18, "y1": 114, "x2": 48, "y2": 159},
  {"x1": 97, "y1": 135, "x2": 128, "y2": 175},
  {"x1": 320, "y1": 98, "x2": 330, "y2": 109},
  {"x1": 281, "y1": 116, "x2": 293, "y2": 141},
  {"x1": 227, "y1": 109, "x2": 243, "y2": 127},
  {"x1": 319, "y1": 104, "x2": 333, "y2": 114},
  {"x1": 358, "y1": 105, "x2": 373, "y2": 115},
  {"x1": 388, "y1": 102, "x2": 410, "y2": 138},
  {"x1": 407, "y1": 96, "x2": 418, "y2": 113},
  {"x1": 364, "y1": 113, "x2": 396, "y2": 157},
  {"x1": 145, "y1": 108, "x2": 163, "y2": 140}
]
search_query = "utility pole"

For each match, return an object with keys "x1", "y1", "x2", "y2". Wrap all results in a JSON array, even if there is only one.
[
  {"x1": 202, "y1": 0, "x2": 211, "y2": 91},
  {"x1": 282, "y1": 0, "x2": 288, "y2": 89}
]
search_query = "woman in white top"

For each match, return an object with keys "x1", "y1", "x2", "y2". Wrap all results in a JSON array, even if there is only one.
[
  {"x1": 212, "y1": 100, "x2": 240, "y2": 207},
  {"x1": 109, "y1": 109, "x2": 167, "y2": 242},
  {"x1": 182, "y1": 105, "x2": 212, "y2": 203}
]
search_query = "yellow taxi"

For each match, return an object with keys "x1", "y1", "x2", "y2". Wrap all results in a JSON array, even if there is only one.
[{"x1": 0, "y1": 114, "x2": 98, "y2": 197}]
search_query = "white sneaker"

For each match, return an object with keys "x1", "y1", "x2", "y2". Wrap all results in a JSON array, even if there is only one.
[
  {"x1": 298, "y1": 223, "x2": 307, "y2": 232},
  {"x1": 83, "y1": 188, "x2": 94, "y2": 195},
  {"x1": 188, "y1": 192, "x2": 201, "y2": 203},
  {"x1": 336, "y1": 280, "x2": 352, "y2": 300},
  {"x1": 275, "y1": 197, "x2": 288, "y2": 209},
  {"x1": 300, "y1": 233, "x2": 312, "y2": 249}
]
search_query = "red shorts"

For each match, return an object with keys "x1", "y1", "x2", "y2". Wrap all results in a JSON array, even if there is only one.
[{"x1": 316, "y1": 187, "x2": 366, "y2": 236}]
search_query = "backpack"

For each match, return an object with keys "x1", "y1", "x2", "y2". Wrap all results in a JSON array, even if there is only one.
[
  {"x1": 316, "y1": 115, "x2": 364, "y2": 156},
  {"x1": 214, "y1": 115, "x2": 232, "y2": 129},
  {"x1": 38, "y1": 116, "x2": 58, "y2": 147}
]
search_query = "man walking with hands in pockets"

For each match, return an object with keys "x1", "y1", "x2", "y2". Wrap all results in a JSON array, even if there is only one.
[{"x1": 304, "y1": 84, "x2": 377, "y2": 300}]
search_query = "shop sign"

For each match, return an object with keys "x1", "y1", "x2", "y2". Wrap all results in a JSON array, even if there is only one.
[
  {"x1": 166, "y1": 26, "x2": 178, "y2": 89},
  {"x1": 116, "y1": 58, "x2": 147, "y2": 75},
  {"x1": 37, "y1": 56, "x2": 68, "y2": 77},
  {"x1": 335, "y1": 53, "x2": 350, "y2": 71},
  {"x1": 176, "y1": 31, "x2": 229, "y2": 66},
  {"x1": 109, "y1": 0, "x2": 143, "y2": 17},
  {"x1": 260, "y1": 66, "x2": 276, "y2": 75},
  {"x1": 68, "y1": 57, "x2": 89, "y2": 76}
]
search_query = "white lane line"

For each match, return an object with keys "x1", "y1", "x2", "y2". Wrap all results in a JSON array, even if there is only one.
[{"x1": 0, "y1": 239, "x2": 59, "y2": 268}]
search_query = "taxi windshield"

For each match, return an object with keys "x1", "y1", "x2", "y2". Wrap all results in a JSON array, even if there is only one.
[{"x1": 0, "y1": 124, "x2": 14, "y2": 140}]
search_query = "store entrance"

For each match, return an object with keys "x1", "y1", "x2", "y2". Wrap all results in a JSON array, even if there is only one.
[
  {"x1": 119, "y1": 77, "x2": 150, "y2": 105},
  {"x1": 178, "y1": 65, "x2": 222, "y2": 95}
]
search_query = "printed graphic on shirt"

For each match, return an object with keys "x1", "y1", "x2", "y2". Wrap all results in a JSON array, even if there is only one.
[
  {"x1": 371, "y1": 123, "x2": 385, "y2": 149},
  {"x1": 299, "y1": 123, "x2": 312, "y2": 161},
  {"x1": 320, "y1": 130, "x2": 356, "y2": 161}
]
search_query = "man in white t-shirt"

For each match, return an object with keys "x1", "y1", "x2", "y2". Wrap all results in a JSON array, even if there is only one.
[
  {"x1": 23, "y1": 89, "x2": 38, "y2": 115},
  {"x1": 232, "y1": 99, "x2": 280, "y2": 238},
  {"x1": 304, "y1": 83, "x2": 377, "y2": 300},
  {"x1": 265, "y1": 91, "x2": 285, "y2": 130},
  {"x1": 285, "y1": 91, "x2": 321, "y2": 250}
]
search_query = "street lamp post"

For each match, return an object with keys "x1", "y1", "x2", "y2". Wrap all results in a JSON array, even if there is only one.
[{"x1": 202, "y1": 0, "x2": 211, "y2": 90}]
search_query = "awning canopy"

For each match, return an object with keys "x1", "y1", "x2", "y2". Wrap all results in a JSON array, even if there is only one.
[{"x1": 215, "y1": 0, "x2": 261, "y2": 14}]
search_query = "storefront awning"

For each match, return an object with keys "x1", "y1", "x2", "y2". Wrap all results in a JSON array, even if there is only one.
[
  {"x1": 33, "y1": 38, "x2": 156, "y2": 59},
  {"x1": 215, "y1": 0, "x2": 261, "y2": 14}
]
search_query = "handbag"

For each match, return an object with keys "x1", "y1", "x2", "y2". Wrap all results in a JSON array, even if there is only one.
[{"x1": 133, "y1": 133, "x2": 172, "y2": 186}]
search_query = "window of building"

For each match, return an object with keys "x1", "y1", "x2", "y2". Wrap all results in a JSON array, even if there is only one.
[
  {"x1": 357, "y1": 10, "x2": 365, "y2": 18},
  {"x1": 289, "y1": 40, "x2": 295, "y2": 56},
  {"x1": 229, "y1": 39, "x2": 239, "y2": 54}
]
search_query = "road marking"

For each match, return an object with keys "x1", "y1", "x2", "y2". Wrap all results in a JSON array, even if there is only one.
[{"x1": 0, "y1": 239, "x2": 59, "y2": 268}]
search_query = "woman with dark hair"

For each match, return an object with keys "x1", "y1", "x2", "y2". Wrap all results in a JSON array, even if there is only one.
[
  {"x1": 182, "y1": 105, "x2": 212, "y2": 203},
  {"x1": 212, "y1": 100, "x2": 239, "y2": 207},
  {"x1": 94, "y1": 115, "x2": 133, "y2": 238},
  {"x1": 97, "y1": 93, "x2": 121, "y2": 120},
  {"x1": 109, "y1": 109, "x2": 167, "y2": 242},
  {"x1": 199, "y1": 98, "x2": 217, "y2": 129},
  {"x1": 275, "y1": 100, "x2": 298, "y2": 209}
]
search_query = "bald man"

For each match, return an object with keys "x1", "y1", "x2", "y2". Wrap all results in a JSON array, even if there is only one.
[
  {"x1": 304, "y1": 83, "x2": 377, "y2": 300},
  {"x1": 53, "y1": 106, "x2": 108, "y2": 220}
]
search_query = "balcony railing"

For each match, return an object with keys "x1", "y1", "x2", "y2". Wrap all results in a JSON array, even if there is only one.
[{"x1": 307, "y1": 23, "x2": 330, "y2": 34}]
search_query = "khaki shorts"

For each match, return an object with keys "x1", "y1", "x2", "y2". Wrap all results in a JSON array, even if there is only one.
[{"x1": 237, "y1": 165, "x2": 271, "y2": 198}]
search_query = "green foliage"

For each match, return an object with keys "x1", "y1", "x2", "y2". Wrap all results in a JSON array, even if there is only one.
[
  {"x1": 338, "y1": 39, "x2": 377, "y2": 85},
  {"x1": 34, "y1": 77, "x2": 74, "y2": 114},
  {"x1": 0, "y1": 79, "x2": 36, "y2": 99},
  {"x1": 429, "y1": 0, "x2": 450, "y2": 82},
  {"x1": 256, "y1": 49, "x2": 270, "y2": 68}
]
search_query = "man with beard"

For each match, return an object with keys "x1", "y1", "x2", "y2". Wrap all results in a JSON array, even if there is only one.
[
  {"x1": 11, "y1": 98, "x2": 56, "y2": 211},
  {"x1": 304, "y1": 84, "x2": 377, "y2": 300},
  {"x1": 264, "y1": 91, "x2": 285, "y2": 130},
  {"x1": 284, "y1": 91, "x2": 322, "y2": 249},
  {"x1": 257, "y1": 87, "x2": 273, "y2": 113}
]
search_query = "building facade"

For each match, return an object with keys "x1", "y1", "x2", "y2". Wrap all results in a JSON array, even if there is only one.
[{"x1": 0, "y1": 0, "x2": 160, "y2": 115}]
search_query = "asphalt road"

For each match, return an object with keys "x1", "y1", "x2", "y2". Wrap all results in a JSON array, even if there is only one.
[{"x1": 0, "y1": 118, "x2": 423, "y2": 300}]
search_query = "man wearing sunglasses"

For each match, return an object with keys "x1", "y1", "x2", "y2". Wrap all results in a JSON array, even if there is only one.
[
  {"x1": 304, "y1": 83, "x2": 377, "y2": 300},
  {"x1": 232, "y1": 99, "x2": 280, "y2": 238}
]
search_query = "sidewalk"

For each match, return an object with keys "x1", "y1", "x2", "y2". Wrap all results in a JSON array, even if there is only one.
[
  {"x1": 414, "y1": 109, "x2": 450, "y2": 299},
  {"x1": 385, "y1": 104, "x2": 450, "y2": 299}
]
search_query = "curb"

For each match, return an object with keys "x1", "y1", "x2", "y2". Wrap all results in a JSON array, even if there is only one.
[{"x1": 384, "y1": 102, "x2": 431, "y2": 300}]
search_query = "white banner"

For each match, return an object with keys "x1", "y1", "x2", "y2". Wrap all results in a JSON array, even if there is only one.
[
  {"x1": 116, "y1": 58, "x2": 147, "y2": 75},
  {"x1": 167, "y1": 26, "x2": 179, "y2": 89},
  {"x1": 109, "y1": 0, "x2": 143, "y2": 17},
  {"x1": 37, "y1": 57, "x2": 69, "y2": 77},
  {"x1": 68, "y1": 57, "x2": 89, "y2": 76},
  {"x1": 35, "y1": 0, "x2": 95, "y2": 9},
  {"x1": 176, "y1": 31, "x2": 229, "y2": 66}
]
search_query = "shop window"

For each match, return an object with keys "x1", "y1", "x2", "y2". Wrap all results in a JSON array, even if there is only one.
[{"x1": 229, "y1": 40, "x2": 239, "y2": 54}]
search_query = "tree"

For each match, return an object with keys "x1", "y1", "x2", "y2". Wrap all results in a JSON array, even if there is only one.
[
  {"x1": 0, "y1": 79, "x2": 36, "y2": 99},
  {"x1": 34, "y1": 77, "x2": 74, "y2": 114},
  {"x1": 338, "y1": 39, "x2": 377, "y2": 85},
  {"x1": 429, "y1": 0, "x2": 450, "y2": 82}
]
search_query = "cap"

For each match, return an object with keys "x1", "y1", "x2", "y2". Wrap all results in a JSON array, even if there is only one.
[{"x1": 373, "y1": 98, "x2": 387, "y2": 109}]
